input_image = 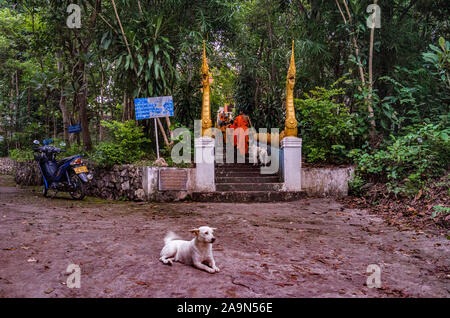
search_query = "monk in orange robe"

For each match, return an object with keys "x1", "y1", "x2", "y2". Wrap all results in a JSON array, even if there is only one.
[{"x1": 233, "y1": 110, "x2": 250, "y2": 155}]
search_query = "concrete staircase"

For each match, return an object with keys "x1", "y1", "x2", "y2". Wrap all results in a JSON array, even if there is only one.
[{"x1": 192, "y1": 154, "x2": 305, "y2": 202}]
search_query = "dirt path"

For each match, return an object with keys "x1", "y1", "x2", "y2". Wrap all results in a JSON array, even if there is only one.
[{"x1": 0, "y1": 175, "x2": 448, "y2": 297}]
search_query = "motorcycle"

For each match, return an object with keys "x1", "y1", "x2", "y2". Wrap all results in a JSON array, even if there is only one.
[{"x1": 32, "y1": 139, "x2": 91, "y2": 199}]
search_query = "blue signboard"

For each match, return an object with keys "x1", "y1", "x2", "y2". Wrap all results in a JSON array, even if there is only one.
[
  {"x1": 68, "y1": 124, "x2": 82, "y2": 133},
  {"x1": 135, "y1": 96, "x2": 174, "y2": 120}
]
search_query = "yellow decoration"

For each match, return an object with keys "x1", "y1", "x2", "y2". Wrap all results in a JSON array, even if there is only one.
[
  {"x1": 201, "y1": 41, "x2": 212, "y2": 136},
  {"x1": 284, "y1": 40, "x2": 298, "y2": 138}
]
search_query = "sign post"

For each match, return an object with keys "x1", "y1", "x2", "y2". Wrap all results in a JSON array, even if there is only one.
[
  {"x1": 134, "y1": 96, "x2": 174, "y2": 160},
  {"x1": 154, "y1": 118, "x2": 159, "y2": 159}
]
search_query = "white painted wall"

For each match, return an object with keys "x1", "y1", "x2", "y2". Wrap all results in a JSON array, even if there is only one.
[{"x1": 301, "y1": 166, "x2": 355, "y2": 197}]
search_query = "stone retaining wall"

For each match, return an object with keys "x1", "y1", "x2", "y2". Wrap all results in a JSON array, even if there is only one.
[
  {"x1": 10, "y1": 159, "x2": 355, "y2": 200},
  {"x1": 0, "y1": 157, "x2": 15, "y2": 175},
  {"x1": 14, "y1": 160, "x2": 42, "y2": 186},
  {"x1": 86, "y1": 164, "x2": 145, "y2": 201},
  {"x1": 12, "y1": 160, "x2": 145, "y2": 201}
]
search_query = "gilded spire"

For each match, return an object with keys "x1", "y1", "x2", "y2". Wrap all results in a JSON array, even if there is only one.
[
  {"x1": 201, "y1": 41, "x2": 212, "y2": 136},
  {"x1": 284, "y1": 40, "x2": 298, "y2": 137},
  {"x1": 288, "y1": 40, "x2": 296, "y2": 78},
  {"x1": 201, "y1": 41, "x2": 209, "y2": 77}
]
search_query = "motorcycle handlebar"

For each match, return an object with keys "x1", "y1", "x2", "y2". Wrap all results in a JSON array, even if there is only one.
[{"x1": 33, "y1": 146, "x2": 62, "y2": 153}]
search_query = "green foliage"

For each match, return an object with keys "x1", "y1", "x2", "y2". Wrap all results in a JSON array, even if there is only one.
[
  {"x1": 351, "y1": 122, "x2": 450, "y2": 197},
  {"x1": 295, "y1": 87, "x2": 357, "y2": 163},
  {"x1": 9, "y1": 148, "x2": 33, "y2": 162},
  {"x1": 431, "y1": 205, "x2": 450, "y2": 219},
  {"x1": 422, "y1": 37, "x2": 450, "y2": 89},
  {"x1": 64, "y1": 143, "x2": 88, "y2": 158},
  {"x1": 91, "y1": 120, "x2": 150, "y2": 168}
]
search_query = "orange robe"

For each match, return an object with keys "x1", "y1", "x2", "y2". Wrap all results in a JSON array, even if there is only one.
[{"x1": 233, "y1": 115, "x2": 249, "y2": 155}]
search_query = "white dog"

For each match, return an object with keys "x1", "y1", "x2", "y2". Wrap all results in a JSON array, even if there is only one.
[
  {"x1": 258, "y1": 147, "x2": 270, "y2": 166},
  {"x1": 159, "y1": 226, "x2": 220, "y2": 274},
  {"x1": 250, "y1": 143, "x2": 259, "y2": 166}
]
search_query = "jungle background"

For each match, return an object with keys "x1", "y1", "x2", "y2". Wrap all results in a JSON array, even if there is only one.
[{"x1": 0, "y1": 0, "x2": 449, "y2": 223}]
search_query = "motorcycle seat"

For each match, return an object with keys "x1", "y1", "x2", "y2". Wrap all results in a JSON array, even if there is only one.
[{"x1": 56, "y1": 155, "x2": 79, "y2": 168}]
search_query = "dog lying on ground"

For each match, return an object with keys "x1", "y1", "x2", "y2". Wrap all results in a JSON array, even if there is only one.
[{"x1": 159, "y1": 226, "x2": 220, "y2": 274}]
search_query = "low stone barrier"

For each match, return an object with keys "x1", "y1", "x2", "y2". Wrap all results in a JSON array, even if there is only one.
[
  {"x1": 14, "y1": 160, "x2": 42, "y2": 186},
  {"x1": 142, "y1": 167, "x2": 196, "y2": 202},
  {"x1": 12, "y1": 160, "x2": 145, "y2": 201},
  {"x1": 0, "y1": 157, "x2": 15, "y2": 175},
  {"x1": 11, "y1": 159, "x2": 355, "y2": 200},
  {"x1": 301, "y1": 165, "x2": 355, "y2": 198},
  {"x1": 85, "y1": 164, "x2": 145, "y2": 201}
]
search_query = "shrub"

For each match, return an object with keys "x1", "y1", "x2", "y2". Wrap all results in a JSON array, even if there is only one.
[
  {"x1": 295, "y1": 87, "x2": 357, "y2": 163},
  {"x1": 91, "y1": 120, "x2": 150, "y2": 168},
  {"x1": 9, "y1": 148, "x2": 34, "y2": 162},
  {"x1": 350, "y1": 122, "x2": 450, "y2": 197}
]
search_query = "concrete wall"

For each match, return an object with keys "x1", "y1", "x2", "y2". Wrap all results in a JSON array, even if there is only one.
[
  {"x1": 301, "y1": 166, "x2": 355, "y2": 197},
  {"x1": 142, "y1": 167, "x2": 196, "y2": 202}
]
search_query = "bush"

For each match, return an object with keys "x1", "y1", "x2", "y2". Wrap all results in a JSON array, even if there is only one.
[
  {"x1": 295, "y1": 87, "x2": 357, "y2": 163},
  {"x1": 350, "y1": 122, "x2": 450, "y2": 197},
  {"x1": 9, "y1": 148, "x2": 34, "y2": 162},
  {"x1": 91, "y1": 120, "x2": 150, "y2": 168}
]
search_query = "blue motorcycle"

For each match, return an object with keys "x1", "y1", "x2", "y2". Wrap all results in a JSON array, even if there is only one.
[{"x1": 32, "y1": 139, "x2": 90, "y2": 199}]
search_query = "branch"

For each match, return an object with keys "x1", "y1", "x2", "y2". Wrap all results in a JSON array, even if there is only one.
[
  {"x1": 335, "y1": 0, "x2": 346, "y2": 24},
  {"x1": 110, "y1": 0, "x2": 139, "y2": 77}
]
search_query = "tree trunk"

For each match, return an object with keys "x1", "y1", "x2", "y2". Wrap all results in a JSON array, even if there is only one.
[
  {"x1": 367, "y1": 0, "x2": 378, "y2": 145},
  {"x1": 79, "y1": 64, "x2": 92, "y2": 150},
  {"x1": 57, "y1": 52, "x2": 71, "y2": 147},
  {"x1": 156, "y1": 117, "x2": 170, "y2": 148},
  {"x1": 27, "y1": 87, "x2": 31, "y2": 121},
  {"x1": 99, "y1": 61, "x2": 105, "y2": 141}
]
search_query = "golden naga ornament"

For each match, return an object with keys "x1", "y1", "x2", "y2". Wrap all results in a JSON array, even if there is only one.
[
  {"x1": 201, "y1": 41, "x2": 212, "y2": 136},
  {"x1": 284, "y1": 40, "x2": 298, "y2": 138}
]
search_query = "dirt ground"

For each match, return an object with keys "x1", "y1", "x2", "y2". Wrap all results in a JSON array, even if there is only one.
[{"x1": 0, "y1": 175, "x2": 449, "y2": 298}]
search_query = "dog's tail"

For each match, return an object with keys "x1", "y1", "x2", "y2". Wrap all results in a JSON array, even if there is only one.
[{"x1": 164, "y1": 231, "x2": 180, "y2": 245}]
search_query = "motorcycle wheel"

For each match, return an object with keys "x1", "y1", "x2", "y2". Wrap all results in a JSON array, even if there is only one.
[
  {"x1": 69, "y1": 173, "x2": 86, "y2": 200},
  {"x1": 43, "y1": 184, "x2": 48, "y2": 197}
]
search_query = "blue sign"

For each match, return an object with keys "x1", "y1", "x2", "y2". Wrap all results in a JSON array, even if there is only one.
[
  {"x1": 68, "y1": 124, "x2": 82, "y2": 133},
  {"x1": 135, "y1": 96, "x2": 174, "y2": 120}
]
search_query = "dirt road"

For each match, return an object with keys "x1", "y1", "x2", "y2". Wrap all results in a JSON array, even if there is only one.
[{"x1": 0, "y1": 175, "x2": 448, "y2": 297}]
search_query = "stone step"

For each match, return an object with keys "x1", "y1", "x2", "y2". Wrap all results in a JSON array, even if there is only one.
[
  {"x1": 215, "y1": 171, "x2": 279, "y2": 178},
  {"x1": 191, "y1": 191, "x2": 306, "y2": 202},
  {"x1": 215, "y1": 166, "x2": 261, "y2": 170},
  {"x1": 215, "y1": 183, "x2": 283, "y2": 191},
  {"x1": 215, "y1": 176, "x2": 280, "y2": 183},
  {"x1": 216, "y1": 161, "x2": 253, "y2": 166},
  {"x1": 215, "y1": 165, "x2": 261, "y2": 171}
]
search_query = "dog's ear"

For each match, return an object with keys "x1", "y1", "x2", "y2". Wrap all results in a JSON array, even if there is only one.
[
  {"x1": 211, "y1": 227, "x2": 217, "y2": 231},
  {"x1": 189, "y1": 228, "x2": 199, "y2": 236}
]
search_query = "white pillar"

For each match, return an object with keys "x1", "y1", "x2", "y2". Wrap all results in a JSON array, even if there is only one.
[
  {"x1": 281, "y1": 137, "x2": 302, "y2": 191},
  {"x1": 194, "y1": 137, "x2": 215, "y2": 192},
  {"x1": 142, "y1": 166, "x2": 159, "y2": 200}
]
